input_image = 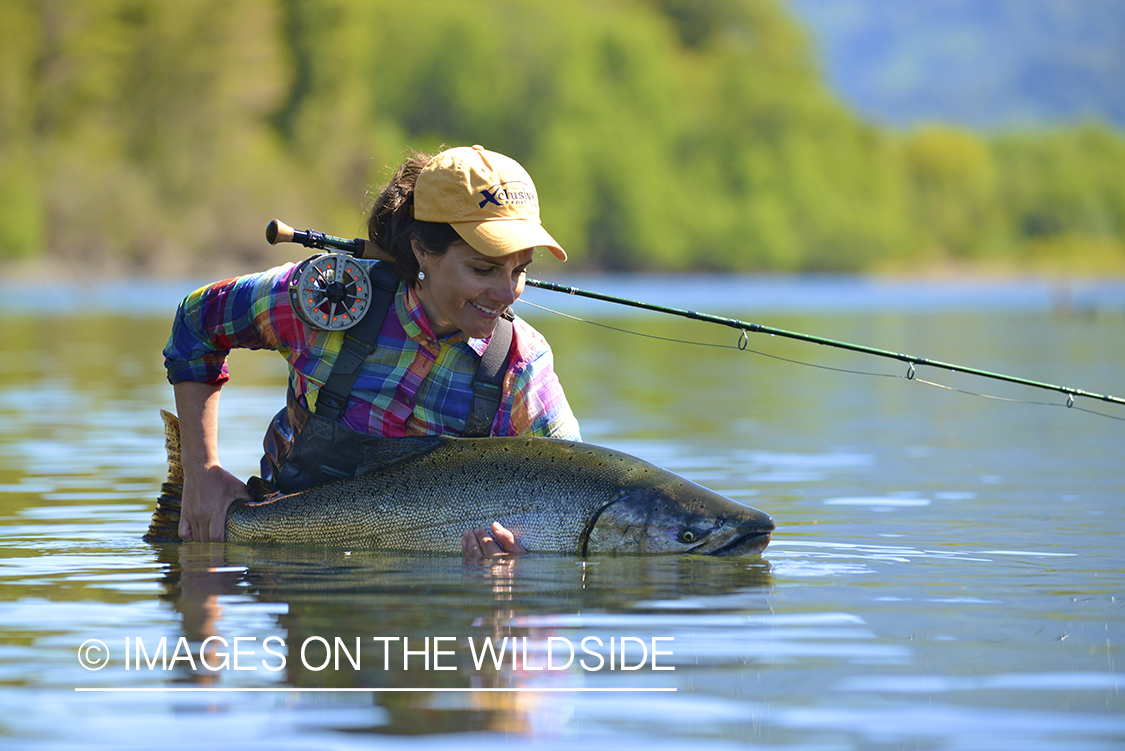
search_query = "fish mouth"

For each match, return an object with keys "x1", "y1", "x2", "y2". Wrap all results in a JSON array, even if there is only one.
[
  {"x1": 692, "y1": 523, "x2": 774, "y2": 556},
  {"x1": 707, "y1": 530, "x2": 772, "y2": 556}
]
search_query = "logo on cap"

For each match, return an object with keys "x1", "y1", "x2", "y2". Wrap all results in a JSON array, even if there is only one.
[{"x1": 478, "y1": 181, "x2": 537, "y2": 210}]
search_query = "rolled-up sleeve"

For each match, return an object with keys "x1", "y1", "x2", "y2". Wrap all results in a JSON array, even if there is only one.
[{"x1": 163, "y1": 264, "x2": 299, "y2": 386}]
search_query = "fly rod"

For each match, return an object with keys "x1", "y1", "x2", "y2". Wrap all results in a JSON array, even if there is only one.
[
  {"x1": 265, "y1": 219, "x2": 1123, "y2": 408},
  {"x1": 525, "y1": 279, "x2": 1123, "y2": 408}
]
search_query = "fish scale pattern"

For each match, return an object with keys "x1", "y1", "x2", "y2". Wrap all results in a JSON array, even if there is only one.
[{"x1": 148, "y1": 411, "x2": 774, "y2": 555}]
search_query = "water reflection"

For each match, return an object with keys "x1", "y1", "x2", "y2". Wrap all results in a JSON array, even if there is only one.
[{"x1": 150, "y1": 541, "x2": 773, "y2": 733}]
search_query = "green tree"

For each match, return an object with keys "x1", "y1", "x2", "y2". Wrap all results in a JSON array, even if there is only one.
[
  {"x1": 1, "y1": 0, "x2": 1122, "y2": 276},
  {"x1": 991, "y1": 124, "x2": 1125, "y2": 272},
  {"x1": 899, "y1": 126, "x2": 998, "y2": 260}
]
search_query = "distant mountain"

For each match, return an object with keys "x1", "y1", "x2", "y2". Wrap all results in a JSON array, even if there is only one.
[{"x1": 782, "y1": 0, "x2": 1125, "y2": 130}]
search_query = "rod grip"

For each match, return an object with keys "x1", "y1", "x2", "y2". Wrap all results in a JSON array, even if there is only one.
[
  {"x1": 265, "y1": 219, "x2": 295, "y2": 245},
  {"x1": 265, "y1": 218, "x2": 394, "y2": 262}
]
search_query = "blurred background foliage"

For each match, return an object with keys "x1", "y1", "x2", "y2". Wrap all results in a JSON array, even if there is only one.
[
  {"x1": 1, "y1": 0, "x2": 1122, "y2": 276},
  {"x1": 786, "y1": 0, "x2": 1125, "y2": 131}
]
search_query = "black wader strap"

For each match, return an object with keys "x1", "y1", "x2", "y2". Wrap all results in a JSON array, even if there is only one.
[
  {"x1": 313, "y1": 263, "x2": 398, "y2": 423},
  {"x1": 312, "y1": 259, "x2": 513, "y2": 436},
  {"x1": 464, "y1": 313, "x2": 514, "y2": 437}
]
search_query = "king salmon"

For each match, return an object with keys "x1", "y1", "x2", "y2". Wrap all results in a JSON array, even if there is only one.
[{"x1": 145, "y1": 410, "x2": 775, "y2": 555}]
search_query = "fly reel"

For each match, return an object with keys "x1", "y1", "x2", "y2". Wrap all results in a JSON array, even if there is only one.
[{"x1": 288, "y1": 253, "x2": 372, "y2": 331}]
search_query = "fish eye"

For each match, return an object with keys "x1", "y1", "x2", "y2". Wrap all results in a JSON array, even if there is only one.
[{"x1": 678, "y1": 529, "x2": 701, "y2": 544}]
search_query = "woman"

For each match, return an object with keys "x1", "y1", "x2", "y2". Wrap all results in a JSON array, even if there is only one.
[{"x1": 164, "y1": 145, "x2": 580, "y2": 557}]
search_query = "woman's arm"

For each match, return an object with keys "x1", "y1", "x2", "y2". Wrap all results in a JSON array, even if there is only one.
[
  {"x1": 164, "y1": 267, "x2": 302, "y2": 541},
  {"x1": 173, "y1": 380, "x2": 250, "y2": 543}
]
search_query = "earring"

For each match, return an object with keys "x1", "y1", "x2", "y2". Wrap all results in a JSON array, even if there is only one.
[{"x1": 417, "y1": 270, "x2": 426, "y2": 281}]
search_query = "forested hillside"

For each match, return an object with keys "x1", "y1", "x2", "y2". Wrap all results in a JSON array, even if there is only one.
[{"x1": 1, "y1": 0, "x2": 1122, "y2": 276}]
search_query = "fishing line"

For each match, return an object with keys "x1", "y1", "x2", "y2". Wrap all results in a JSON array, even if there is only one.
[
  {"x1": 518, "y1": 298, "x2": 1125, "y2": 422},
  {"x1": 907, "y1": 376, "x2": 1125, "y2": 422},
  {"x1": 518, "y1": 299, "x2": 902, "y2": 380}
]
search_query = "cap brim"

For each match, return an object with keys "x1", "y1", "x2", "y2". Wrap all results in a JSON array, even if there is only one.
[{"x1": 452, "y1": 219, "x2": 567, "y2": 261}]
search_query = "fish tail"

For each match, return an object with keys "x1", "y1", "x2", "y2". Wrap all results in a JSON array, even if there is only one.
[{"x1": 143, "y1": 410, "x2": 185, "y2": 543}]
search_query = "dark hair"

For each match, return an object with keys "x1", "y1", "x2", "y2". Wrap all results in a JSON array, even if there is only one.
[{"x1": 367, "y1": 151, "x2": 462, "y2": 285}]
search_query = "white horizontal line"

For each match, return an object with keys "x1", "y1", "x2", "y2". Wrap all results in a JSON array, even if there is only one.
[{"x1": 75, "y1": 687, "x2": 676, "y2": 693}]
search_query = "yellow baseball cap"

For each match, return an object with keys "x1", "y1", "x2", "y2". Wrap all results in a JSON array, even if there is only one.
[{"x1": 413, "y1": 145, "x2": 567, "y2": 261}]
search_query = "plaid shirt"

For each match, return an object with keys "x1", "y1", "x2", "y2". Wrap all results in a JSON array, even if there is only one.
[{"x1": 164, "y1": 262, "x2": 581, "y2": 440}]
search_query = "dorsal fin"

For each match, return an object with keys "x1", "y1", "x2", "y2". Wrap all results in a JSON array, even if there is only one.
[{"x1": 354, "y1": 435, "x2": 447, "y2": 476}]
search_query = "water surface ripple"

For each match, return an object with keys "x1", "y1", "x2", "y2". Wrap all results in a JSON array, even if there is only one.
[{"x1": 0, "y1": 278, "x2": 1121, "y2": 750}]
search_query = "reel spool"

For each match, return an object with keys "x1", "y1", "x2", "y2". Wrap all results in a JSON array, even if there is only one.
[{"x1": 288, "y1": 253, "x2": 372, "y2": 331}]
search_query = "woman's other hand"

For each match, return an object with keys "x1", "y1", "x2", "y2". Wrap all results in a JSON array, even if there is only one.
[{"x1": 462, "y1": 522, "x2": 526, "y2": 561}]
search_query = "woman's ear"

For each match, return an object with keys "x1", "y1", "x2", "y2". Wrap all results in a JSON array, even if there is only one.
[{"x1": 410, "y1": 236, "x2": 427, "y2": 268}]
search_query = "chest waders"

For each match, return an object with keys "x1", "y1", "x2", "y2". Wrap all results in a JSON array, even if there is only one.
[{"x1": 260, "y1": 261, "x2": 513, "y2": 494}]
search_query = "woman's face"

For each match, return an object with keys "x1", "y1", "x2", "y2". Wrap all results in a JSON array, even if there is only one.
[{"x1": 413, "y1": 240, "x2": 534, "y2": 339}]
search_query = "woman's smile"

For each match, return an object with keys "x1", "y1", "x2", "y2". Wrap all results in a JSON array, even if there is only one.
[{"x1": 413, "y1": 242, "x2": 534, "y2": 339}]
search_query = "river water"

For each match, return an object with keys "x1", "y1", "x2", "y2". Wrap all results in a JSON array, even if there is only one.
[{"x1": 0, "y1": 275, "x2": 1122, "y2": 750}]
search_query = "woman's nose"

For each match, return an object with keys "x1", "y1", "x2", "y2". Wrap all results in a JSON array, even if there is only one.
[{"x1": 493, "y1": 276, "x2": 519, "y2": 306}]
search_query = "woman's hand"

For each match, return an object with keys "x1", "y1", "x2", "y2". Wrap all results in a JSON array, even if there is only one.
[
  {"x1": 179, "y1": 465, "x2": 249, "y2": 543},
  {"x1": 462, "y1": 522, "x2": 526, "y2": 561}
]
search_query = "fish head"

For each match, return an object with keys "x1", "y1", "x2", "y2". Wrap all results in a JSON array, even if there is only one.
[{"x1": 584, "y1": 478, "x2": 775, "y2": 556}]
